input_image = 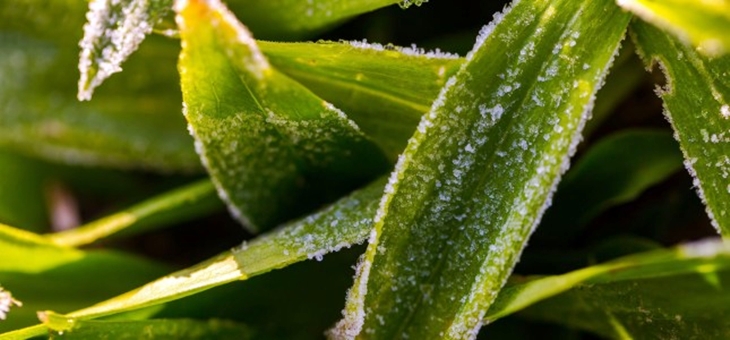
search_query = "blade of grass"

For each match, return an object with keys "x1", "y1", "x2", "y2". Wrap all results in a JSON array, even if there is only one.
[
  {"x1": 259, "y1": 40, "x2": 461, "y2": 159},
  {"x1": 632, "y1": 21, "x2": 730, "y2": 237},
  {"x1": 45, "y1": 318, "x2": 253, "y2": 339},
  {"x1": 176, "y1": 0, "x2": 388, "y2": 232},
  {"x1": 331, "y1": 0, "x2": 630, "y2": 338},
  {"x1": 34, "y1": 177, "x2": 384, "y2": 325},
  {"x1": 504, "y1": 238, "x2": 730, "y2": 338},
  {"x1": 46, "y1": 179, "x2": 222, "y2": 247},
  {"x1": 0, "y1": 224, "x2": 169, "y2": 333}
]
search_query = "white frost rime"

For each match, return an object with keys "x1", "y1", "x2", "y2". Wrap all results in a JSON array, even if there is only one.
[
  {"x1": 78, "y1": 0, "x2": 166, "y2": 101},
  {"x1": 0, "y1": 287, "x2": 21, "y2": 320}
]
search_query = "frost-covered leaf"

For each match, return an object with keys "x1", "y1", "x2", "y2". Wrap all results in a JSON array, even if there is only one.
[
  {"x1": 0, "y1": 223, "x2": 168, "y2": 333},
  {"x1": 260, "y1": 40, "x2": 461, "y2": 159},
  {"x1": 538, "y1": 130, "x2": 682, "y2": 241},
  {"x1": 46, "y1": 179, "x2": 222, "y2": 247},
  {"x1": 176, "y1": 0, "x2": 388, "y2": 232},
  {"x1": 632, "y1": 21, "x2": 730, "y2": 237},
  {"x1": 78, "y1": 0, "x2": 172, "y2": 100},
  {"x1": 38, "y1": 177, "x2": 383, "y2": 324},
  {"x1": 495, "y1": 238, "x2": 730, "y2": 339},
  {"x1": 331, "y1": 0, "x2": 630, "y2": 338},
  {"x1": 616, "y1": 0, "x2": 730, "y2": 56},
  {"x1": 44, "y1": 318, "x2": 252, "y2": 339},
  {"x1": 226, "y1": 0, "x2": 411, "y2": 40},
  {"x1": 0, "y1": 2, "x2": 199, "y2": 172}
]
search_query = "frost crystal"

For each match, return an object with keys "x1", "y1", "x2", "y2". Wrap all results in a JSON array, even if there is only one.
[
  {"x1": 78, "y1": 0, "x2": 168, "y2": 101},
  {"x1": 721, "y1": 104, "x2": 730, "y2": 119},
  {"x1": 398, "y1": 0, "x2": 429, "y2": 9},
  {"x1": 0, "y1": 287, "x2": 21, "y2": 320},
  {"x1": 347, "y1": 39, "x2": 459, "y2": 59}
]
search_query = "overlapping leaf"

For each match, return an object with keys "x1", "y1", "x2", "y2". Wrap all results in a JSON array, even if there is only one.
[
  {"x1": 632, "y1": 21, "x2": 730, "y2": 236},
  {"x1": 617, "y1": 0, "x2": 730, "y2": 56},
  {"x1": 27, "y1": 177, "x2": 383, "y2": 332},
  {"x1": 176, "y1": 0, "x2": 388, "y2": 232},
  {"x1": 260, "y1": 41, "x2": 461, "y2": 159},
  {"x1": 493, "y1": 238, "x2": 730, "y2": 338},
  {"x1": 331, "y1": 0, "x2": 630, "y2": 338}
]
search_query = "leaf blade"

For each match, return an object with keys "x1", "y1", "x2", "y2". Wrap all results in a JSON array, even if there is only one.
[
  {"x1": 632, "y1": 21, "x2": 730, "y2": 236},
  {"x1": 332, "y1": 0, "x2": 631, "y2": 338},
  {"x1": 176, "y1": 0, "x2": 388, "y2": 231}
]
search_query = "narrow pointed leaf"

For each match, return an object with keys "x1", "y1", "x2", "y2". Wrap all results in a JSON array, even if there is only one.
[
  {"x1": 46, "y1": 318, "x2": 253, "y2": 339},
  {"x1": 260, "y1": 40, "x2": 461, "y2": 159},
  {"x1": 616, "y1": 0, "x2": 730, "y2": 56},
  {"x1": 78, "y1": 0, "x2": 172, "y2": 100},
  {"x1": 632, "y1": 21, "x2": 730, "y2": 236},
  {"x1": 331, "y1": 0, "x2": 630, "y2": 338},
  {"x1": 176, "y1": 0, "x2": 388, "y2": 232},
  {"x1": 502, "y1": 238, "x2": 730, "y2": 339},
  {"x1": 0, "y1": 2, "x2": 199, "y2": 172},
  {"x1": 39, "y1": 177, "x2": 384, "y2": 323},
  {"x1": 46, "y1": 179, "x2": 223, "y2": 247}
]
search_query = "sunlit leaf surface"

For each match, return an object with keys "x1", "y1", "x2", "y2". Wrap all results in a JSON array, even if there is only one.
[
  {"x1": 617, "y1": 0, "x2": 730, "y2": 56},
  {"x1": 332, "y1": 0, "x2": 630, "y2": 338}
]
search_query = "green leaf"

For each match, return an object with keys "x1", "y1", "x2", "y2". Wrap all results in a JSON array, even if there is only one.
[
  {"x1": 176, "y1": 0, "x2": 388, "y2": 231},
  {"x1": 0, "y1": 224, "x2": 169, "y2": 333},
  {"x1": 0, "y1": 2, "x2": 199, "y2": 172},
  {"x1": 631, "y1": 21, "x2": 730, "y2": 237},
  {"x1": 493, "y1": 238, "x2": 730, "y2": 339},
  {"x1": 331, "y1": 0, "x2": 630, "y2": 338},
  {"x1": 259, "y1": 40, "x2": 462, "y2": 159},
  {"x1": 226, "y1": 0, "x2": 407, "y2": 40},
  {"x1": 78, "y1": 0, "x2": 172, "y2": 100},
  {"x1": 616, "y1": 0, "x2": 730, "y2": 56},
  {"x1": 45, "y1": 318, "x2": 252, "y2": 339},
  {"x1": 38, "y1": 177, "x2": 383, "y2": 324},
  {"x1": 539, "y1": 129, "x2": 683, "y2": 240},
  {"x1": 45, "y1": 179, "x2": 222, "y2": 247}
]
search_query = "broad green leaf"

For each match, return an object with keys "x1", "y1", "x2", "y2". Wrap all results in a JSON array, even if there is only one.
[
  {"x1": 538, "y1": 130, "x2": 683, "y2": 242},
  {"x1": 46, "y1": 179, "x2": 222, "y2": 247},
  {"x1": 38, "y1": 177, "x2": 384, "y2": 324},
  {"x1": 331, "y1": 0, "x2": 630, "y2": 338},
  {"x1": 495, "y1": 238, "x2": 730, "y2": 339},
  {"x1": 632, "y1": 21, "x2": 730, "y2": 237},
  {"x1": 227, "y1": 0, "x2": 409, "y2": 40},
  {"x1": 0, "y1": 2, "x2": 199, "y2": 172},
  {"x1": 45, "y1": 318, "x2": 252, "y2": 339},
  {"x1": 259, "y1": 40, "x2": 462, "y2": 159},
  {"x1": 616, "y1": 0, "x2": 730, "y2": 56},
  {"x1": 176, "y1": 0, "x2": 388, "y2": 231},
  {"x1": 0, "y1": 224, "x2": 168, "y2": 333},
  {"x1": 78, "y1": 0, "x2": 172, "y2": 100}
]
